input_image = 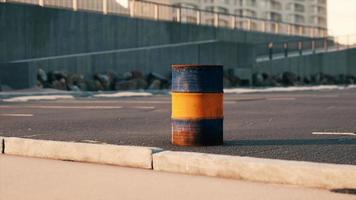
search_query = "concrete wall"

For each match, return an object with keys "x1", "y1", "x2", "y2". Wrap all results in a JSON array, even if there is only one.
[
  {"x1": 0, "y1": 62, "x2": 37, "y2": 89},
  {"x1": 25, "y1": 41, "x2": 254, "y2": 79},
  {"x1": 0, "y1": 3, "x2": 307, "y2": 63},
  {"x1": 254, "y1": 48, "x2": 356, "y2": 77},
  {"x1": 347, "y1": 49, "x2": 356, "y2": 76}
]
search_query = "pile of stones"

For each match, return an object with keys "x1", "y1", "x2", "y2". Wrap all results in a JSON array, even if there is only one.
[
  {"x1": 36, "y1": 68, "x2": 356, "y2": 91},
  {"x1": 37, "y1": 69, "x2": 170, "y2": 91}
]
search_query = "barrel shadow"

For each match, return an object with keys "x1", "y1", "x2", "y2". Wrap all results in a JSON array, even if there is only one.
[
  {"x1": 330, "y1": 188, "x2": 356, "y2": 195},
  {"x1": 224, "y1": 138, "x2": 356, "y2": 146}
]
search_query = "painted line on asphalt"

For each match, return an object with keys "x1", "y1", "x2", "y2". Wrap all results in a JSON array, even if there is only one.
[
  {"x1": 51, "y1": 100, "x2": 171, "y2": 104},
  {"x1": 22, "y1": 134, "x2": 52, "y2": 138},
  {"x1": 312, "y1": 132, "x2": 356, "y2": 136},
  {"x1": 233, "y1": 98, "x2": 266, "y2": 102},
  {"x1": 81, "y1": 140, "x2": 107, "y2": 144},
  {"x1": 267, "y1": 97, "x2": 296, "y2": 101},
  {"x1": 0, "y1": 114, "x2": 34, "y2": 117},
  {"x1": 0, "y1": 106, "x2": 123, "y2": 109},
  {"x1": 131, "y1": 106, "x2": 156, "y2": 109}
]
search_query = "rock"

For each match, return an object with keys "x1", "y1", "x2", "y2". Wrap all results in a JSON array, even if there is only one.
[
  {"x1": 67, "y1": 74, "x2": 86, "y2": 89},
  {"x1": 51, "y1": 78, "x2": 67, "y2": 91},
  {"x1": 224, "y1": 69, "x2": 240, "y2": 87},
  {"x1": 37, "y1": 68, "x2": 48, "y2": 83},
  {"x1": 310, "y1": 73, "x2": 321, "y2": 84},
  {"x1": 94, "y1": 74, "x2": 111, "y2": 91},
  {"x1": 147, "y1": 73, "x2": 168, "y2": 83},
  {"x1": 282, "y1": 72, "x2": 297, "y2": 86},
  {"x1": 261, "y1": 73, "x2": 277, "y2": 87},
  {"x1": 53, "y1": 71, "x2": 67, "y2": 81},
  {"x1": 146, "y1": 72, "x2": 169, "y2": 89},
  {"x1": 303, "y1": 77, "x2": 311, "y2": 84},
  {"x1": 239, "y1": 79, "x2": 250, "y2": 86},
  {"x1": 131, "y1": 70, "x2": 144, "y2": 79},
  {"x1": 115, "y1": 78, "x2": 148, "y2": 91},
  {"x1": 85, "y1": 80, "x2": 98, "y2": 91},
  {"x1": 123, "y1": 72, "x2": 133, "y2": 80},
  {"x1": 345, "y1": 75, "x2": 356, "y2": 85},
  {"x1": 135, "y1": 78, "x2": 148, "y2": 89},
  {"x1": 252, "y1": 73, "x2": 264, "y2": 86},
  {"x1": 94, "y1": 80, "x2": 104, "y2": 91},
  {"x1": 68, "y1": 85, "x2": 81, "y2": 92},
  {"x1": 223, "y1": 77, "x2": 232, "y2": 88},
  {"x1": 148, "y1": 80, "x2": 161, "y2": 90}
]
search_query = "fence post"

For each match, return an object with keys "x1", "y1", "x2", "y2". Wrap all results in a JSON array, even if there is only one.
[
  {"x1": 176, "y1": 7, "x2": 181, "y2": 22},
  {"x1": 130, "y1": 0, "x2": 135, "y2": 17},
  {"x1": 262, "y1": 21, "x2": 267, "y2": 32},
  {"x1": 214, "y1": 13, "x2": 219, "y2": 27},
  {"x1": 298, "y1": 41, "x2": 303, "y2": 55},
  {"x1": 268, "y1": 42, "x2": 273, "y2": 60},
  {"x1": 154, "y1": 4, "x2": 159, "y2": 20},
  {"x1": 231, "y1": 15, "x2": 235, "y2": 29},
  {"x1": 103, "y1": 0, "x2": 108, "y2": 15},
  {"x1": 39, "y1": 0, "x2": 44, "y2": 6},
  {"x1": 299, "y1": 26, "x2": 303, "y2": 36},
  {"x1": 196, "y1": 10, "x2": 201, "y2": 25},
  {"x1": 324, "y1": 38, "x2": 328, "y2": 52},
  {"x1": 247, "y1": 19, "x2": 251, "y2": 31},
  {"x1": 284, "y1": 43, "x2": 288, "y2": 58},
  {"x1": 72, "y1": 0, "x2": 77, "y2": 11},
  {"x1": 275, "y1": 23, "x2": 279, "y2": 33},
  {"x1": 312, "y1": 40, "x2": 316, "y2": 54}
]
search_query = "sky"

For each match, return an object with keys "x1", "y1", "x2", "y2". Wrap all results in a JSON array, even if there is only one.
[{"x1": 328, "y1": 0, "x2": 356, "y2": 37}]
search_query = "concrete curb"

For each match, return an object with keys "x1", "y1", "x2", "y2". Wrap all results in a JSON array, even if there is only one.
[
  {"x1": 4, "y1": 137, "x2": 160, "y2": 169},
  {"x1": 153, "y1": 151, "x2": 356, "y2": 189}
]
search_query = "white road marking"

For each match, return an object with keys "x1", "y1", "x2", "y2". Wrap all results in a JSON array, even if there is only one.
[
  {"x1": 312, "y1": 132, "x2": 356, "y2": 136},
  {"x1": 0, "y1": 114, "x2": 34, "y2": 117},
  {"x1": 81, "y1": 140, "x2": 107, "y2": 144},
  {"x1": 267, "y1": 97, "x2": 296, "y2": 101},
  {"x1": 0, "y1": 106, "x2": 122, "y2": 109},
  {"x1": 94, "y1": 92, "x2": 153, "y2": 98},
  {"x1": 22, "y1": 134, "x2": 51, "y2": 138},
  {"x1": 224, "y1": 101, "x2": 236, "y2": 104},
  {"x1": 44, "y1": 100, "x2": 170, "y2": 104},
  {"x1": 131, "y1": 106, "x2": 156, "y2": 109}
]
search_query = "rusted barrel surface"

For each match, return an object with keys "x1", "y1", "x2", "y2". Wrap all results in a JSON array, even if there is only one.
[{"x1": 171, "y1": 64, "x2": 223, "y2": 146}]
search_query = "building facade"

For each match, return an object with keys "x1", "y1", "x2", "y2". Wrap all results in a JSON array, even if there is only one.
[{"x1": 168, "y1": 0, "x2": 327, "y2": 29}]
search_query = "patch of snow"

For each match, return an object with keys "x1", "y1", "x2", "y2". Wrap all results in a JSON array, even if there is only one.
[
  {"x1": 3, "y1": 95, "x2": 74, "y2": 102},
  {"x1": 94, "y1": 92, "x2": 153, "y2": 98},
  {"x1": 224, "y1": 85, "x2": 356, "y2": 94}
]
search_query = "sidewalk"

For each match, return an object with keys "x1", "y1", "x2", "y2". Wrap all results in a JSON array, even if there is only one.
[{"x1": 0, "y1": 155, "x2": 353, "y2": 200}]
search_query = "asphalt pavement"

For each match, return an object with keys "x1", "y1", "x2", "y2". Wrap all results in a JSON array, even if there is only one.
[{"x1": 0, "y1": 89, "x2": 356, "y2": 164}]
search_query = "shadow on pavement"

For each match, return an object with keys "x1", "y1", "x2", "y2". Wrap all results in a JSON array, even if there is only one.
[
  {"x1": 224, "y1": 138, "x2": 356, "y2": 146},
  {"x1": 330, "y1": 188, "x2": 356, "y2": 195}
]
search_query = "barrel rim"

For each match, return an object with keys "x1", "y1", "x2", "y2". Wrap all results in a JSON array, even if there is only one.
[{"x1": 171, "y1": 64, "x2": 223, "y2": 68}]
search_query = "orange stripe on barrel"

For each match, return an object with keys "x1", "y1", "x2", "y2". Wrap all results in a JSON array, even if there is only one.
[{"x1": 172, "y1": 93, "x2": 223, "y2": 120}]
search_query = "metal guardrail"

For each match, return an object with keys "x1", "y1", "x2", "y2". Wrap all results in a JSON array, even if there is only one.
[
  {"x1": 256, "y1": 35, "x2": 356, "y2": 62},
  {"x1": 1, "y1": 0, "x2": 328, "y2": 38}
]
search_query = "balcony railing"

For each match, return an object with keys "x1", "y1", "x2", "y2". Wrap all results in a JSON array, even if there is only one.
[{"x1": 0, "y1": 0, "x2": 328, "y2": 38}]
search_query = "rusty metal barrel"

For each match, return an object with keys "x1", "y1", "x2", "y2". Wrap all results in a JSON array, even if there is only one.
[{"x1": 171, "y1": 64, "x2": 223, "y2": 146}]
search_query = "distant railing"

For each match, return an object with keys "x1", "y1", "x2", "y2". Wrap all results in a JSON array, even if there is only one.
[
  {"x1": 1, "y1": 0, "x2": 328, "y2": 38},
  {"x1": 256, "y1": 34, "x2": 356, "y2": 62}
]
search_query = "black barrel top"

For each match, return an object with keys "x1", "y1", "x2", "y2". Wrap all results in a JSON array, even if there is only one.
[{"x1": 171, "y1": 64, "x2": 223, "y2": 93}]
